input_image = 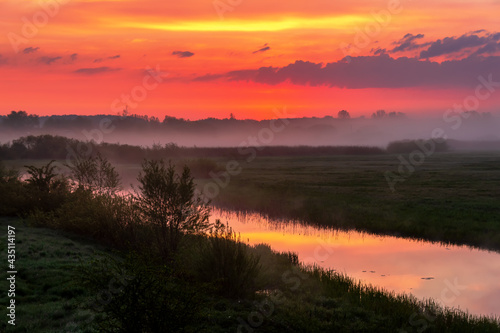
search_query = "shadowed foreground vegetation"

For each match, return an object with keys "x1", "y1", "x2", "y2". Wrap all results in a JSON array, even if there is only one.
[{"x1": 1, "y1": 156, "x2": 499, "y2": 332}]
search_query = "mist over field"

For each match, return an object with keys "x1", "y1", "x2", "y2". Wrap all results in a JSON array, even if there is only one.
[{"x1": 0, "y1": 111, "x2": 499, "y2": 149}]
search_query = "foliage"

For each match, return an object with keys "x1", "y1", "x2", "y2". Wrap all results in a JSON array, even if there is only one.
[
  {"x1": 135, "y1": 159, "x2": 211, "y2": 259},
  {"x1": 24, "y1": 160, "x2": 70, "y2": 214},
  {"x1": 195, "y1": 220, "x2": 261, "y2": 298},
  {"x1": 77, "y1": 253, "x2": 204, "y2": 333},
  {"x1": 0, "y1": 134, "x2": 386, "y2": 162},
  {"x1": 66, "y1": 152, "x2": 121, "y2": 195},
  {"x1": 0, "y1": 163, "x2": 25, "y2": 216},
  {"x1": 2, "y1": 110, "x2": 39, "y2": 128},
  {"x1": 53, "y1": 190, "x2": 138, "y2": 248},
  {"x1": 337, "y1": 110, "x2": 350, "y2": 119}
]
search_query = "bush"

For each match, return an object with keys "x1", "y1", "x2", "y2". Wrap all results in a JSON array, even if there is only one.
[
  {"x1": 0, "y1": 163, "x2": 26, "y2": 216},
  {"x1": 77, "y1": 253, "x2": 204, "y2": 332},
  {"x1": 53, "y1": 190, "x2": 139, "y2": 248},
  {"x1": 136, "y1": 159, "x2": 210, "y2": 260},
  {"x1": 24, "y1": 160, "x2": 70, "y2": 214},
  {"x1": 195, "y1": 220, "x2": 261, "y2": 298}
]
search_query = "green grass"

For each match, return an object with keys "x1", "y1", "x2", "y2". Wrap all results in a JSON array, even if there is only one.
[
  {"x1": 200, "y1": 152, "x2": 500, "y2": 251},
  {"x1": 0, "y1": 219, "x2": 499, "y2": 332},
  {"x1": 0, "y1": 217, "x2": 112, "y2": 333}
]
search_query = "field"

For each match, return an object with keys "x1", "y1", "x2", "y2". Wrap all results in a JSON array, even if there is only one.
[
  {"x1": 200, "y1": 152, "x2": 500, "y2": 251},
  {"x1": 2, "y1": 147, "x2": 500, "y2": 331},
  {"x1": 4, "y1": 149, "x2": 500, "y2": 252}
]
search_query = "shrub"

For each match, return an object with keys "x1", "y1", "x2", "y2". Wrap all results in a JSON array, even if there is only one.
[
  {"x1": 135, "y1": 159, "x2": 210, "y2": 260},
  {"x1": 77, "y1": 253, "x2": 204, "y2": 332},
  {"x1": 196, "y1": 220, "x2": 261, "y2": 298},
  {"x1": 65, "y1": 152, "x2": 121, "y2": 195},
  {"x1": 0, "y1": 163, "x2": 26, "y2": 216},
  {"x1": 24, "y1": 160, "x2": 70, "y2": 214}
]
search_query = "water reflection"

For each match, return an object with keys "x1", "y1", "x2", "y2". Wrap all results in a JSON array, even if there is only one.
[{"x1": 211, "y1": 209, "x2": 500, "y2": 318}]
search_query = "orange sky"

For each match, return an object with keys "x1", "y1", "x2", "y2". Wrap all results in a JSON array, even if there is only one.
[{"x1": 1, "y1": 0, "x2": 500, "y2": 120}]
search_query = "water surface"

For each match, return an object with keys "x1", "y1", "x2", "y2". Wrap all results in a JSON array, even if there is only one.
[{"x1": 211, "y1": 209, "x2": 500, "y2": 318}]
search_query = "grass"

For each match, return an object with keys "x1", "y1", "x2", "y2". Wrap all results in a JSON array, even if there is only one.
[
  {"x1": 2, "y1": 151, "x2": 500, "y2": 331},
  {"x1": 6, "y1": 151, "x2": 500, "y2": 251},
  {"x1": 0, "y1": 217, "x2": 112, "y2": 333},
  {"x1": 0, "y1": 218, "x2": 498, "y2": 332},
  {"x1": 199, "y1": 152, "x2": 500, "y2": 251}
]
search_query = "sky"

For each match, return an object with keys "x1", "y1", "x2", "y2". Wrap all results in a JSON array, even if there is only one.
[{"x1": 1, "y1": 0, "x2": 500, "y2": 120}]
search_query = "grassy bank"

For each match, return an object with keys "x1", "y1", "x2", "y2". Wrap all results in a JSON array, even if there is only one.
[
  {"x1": 201, "y1": 152, "x2": 500, "y2": 252},
  {"x1": 1, "y1": 218, "x2": 499, "y2": 332},
  {"x1": 0, "y1": 217, "x2": 111, "y2": 332}
]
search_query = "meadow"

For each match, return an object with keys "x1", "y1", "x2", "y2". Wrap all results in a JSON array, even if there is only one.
[
  {"x1": 201, "y1": 152, "x2": 500, "y2": 252},
  {"x1": 1, "y1": 135, "x2": 500, "y2": 331}
]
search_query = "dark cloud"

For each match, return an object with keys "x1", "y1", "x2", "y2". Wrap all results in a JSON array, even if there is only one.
[
  {"x1": 70, "y1": 53, "x2": 78, "y2": 61},
  {"x1": 172, "y1": 51, "x2": 194, "y2": 58},
  {"x1": 253, "y1": 44, "x2": 270, "y2": 54},
  {"x1": 474, "y1": 42, "x2": 500, "y2": 55},
  {"x1": 23, "y1": 47, "x2": 40, "y2": 54},
  {"x1": 0, "y1": 54, "x2": 7, "y2": 65},
  {"x1": 391, "y1": 34, "x2": 429, "y2": 53},
  {"x1": 193, "y1": 73, "x2": 225, "y2": 82},
  {"x1": 372, "y1": 48, "x2": 386, "y2": 55},
  {"x1": 38, "y1": 56, "x2": 62, "y2": 65},
  {"x1": 194, "y1": 54, "x2": 500, "y2": 89},
  {"x1": 74, "y1": 67, "x2": 121, "y2": 75},
  {"x1": 93, "y1": 55, "x2": 120, "y2": 63},
  {"x1": 419, "y1": 32, "x2": 500, "y2": 59}
]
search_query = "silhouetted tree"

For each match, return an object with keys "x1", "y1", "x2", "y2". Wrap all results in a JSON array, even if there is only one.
[
  {"x1": 388, "y1": 111, "x2": 406, "y2": 118},
  {"x1": 66, "y1": 153, "x2": 121, "y2": 195},
  {"x1": 337, "y1": 110, "x2": 351, "y2": 119},
  {"x1": 136, "y1": 160, "x2": 210, "y2": 259},
  {"x1": 3, "y1": 111, "x2": 39, "y2": 128},
  {"x1": 24, "y1": 160, "x2": 69, "y2": 212},
  {"x1": 371, "y1": 110, "x2": 386, "y2": 119}
]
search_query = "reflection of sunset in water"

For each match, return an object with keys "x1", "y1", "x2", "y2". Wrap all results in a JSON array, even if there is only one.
[{"x1": 211, "y1": 209, "x2": 500, "y2": 318}]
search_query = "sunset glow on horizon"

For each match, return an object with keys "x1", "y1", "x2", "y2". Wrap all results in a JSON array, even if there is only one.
[{"x1": 1, "y1": 0, "x2": 500, "y2": 120}]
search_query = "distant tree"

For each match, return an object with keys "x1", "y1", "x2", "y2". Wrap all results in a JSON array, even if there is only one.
[
  {"x1": 136, "y1": 160, "x2": 210, "y2": 259},
  {"x1": 371, "y1": 110, "x2": 386, "y2": 119},
  {"x1": 3, "y1": 111, "x2": 39, "y2": 128},
  {"x1": 163, "y1": 115, "x2": 182, "y2": 124},
  {"x1": 229, "y1": 113, "x2": 236, "y2": 120},
  {"x1": 388, "y1": 111, "x2": 407, "y2": 118},
  {"x1": 337, "y1": 110, "x2": 351, "y2": 119}
]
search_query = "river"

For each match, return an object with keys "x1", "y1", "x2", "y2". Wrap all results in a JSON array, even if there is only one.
[{"x1": 211, "y1": 209, "x2": 500, "y2": 318}]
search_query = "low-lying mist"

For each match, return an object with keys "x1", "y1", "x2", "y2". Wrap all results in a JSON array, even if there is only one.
[{"x1": 0, "y1": 112, "x2": 499, "y2": 149}]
